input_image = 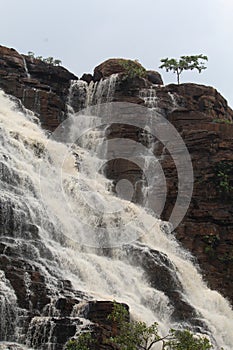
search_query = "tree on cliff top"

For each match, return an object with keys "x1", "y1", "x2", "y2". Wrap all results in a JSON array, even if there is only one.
[{"x1": 159, "y1": 54, "x2": 208, "y2": 84}]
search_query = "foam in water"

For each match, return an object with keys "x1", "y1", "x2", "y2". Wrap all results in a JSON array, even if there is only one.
[{"x1": 0, "y1": 88, "x2": 233, "y2": 349}]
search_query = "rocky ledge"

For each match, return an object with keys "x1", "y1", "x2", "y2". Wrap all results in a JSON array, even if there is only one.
[{"x1": 0, "y1": 45, "x2": 77, "y2": 130}]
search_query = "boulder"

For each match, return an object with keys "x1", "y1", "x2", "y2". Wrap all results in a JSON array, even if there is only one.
[
  {"x1": 80, "y1": 73, "x2": 93, "y2": 84},
  {"x1": 146, "y1": 70, "x2": 163, "y2": 85},
  {"x1": 93, "y1": 58, "x2": 128, "y2": 81},
  {"x1": 93, "y1": 58, "x2": 146, "y2": 81}
]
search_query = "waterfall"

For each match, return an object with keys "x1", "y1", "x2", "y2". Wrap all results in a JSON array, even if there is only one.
[
  {"x1": 138, "y1": 88, "x2": 166, "y2": 215},
  {"x1": 0, "y1": 88, "x2": 233, "y2": 350},
  {"x1": 138, "y1": 87, "x2": 182, "y2": 215},
  {"x1": 67, "y1": 74, "x2": 118, "y2": 114},
  {"x1": 21, "y1": 56, "x2": 30, "y2": 79},
  {"x1": 139, "y1": 87, "x2": 159, "y2": 109}
]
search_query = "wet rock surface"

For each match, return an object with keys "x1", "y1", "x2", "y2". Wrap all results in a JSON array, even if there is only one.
[
  {"x1": 0, "y1": 45, "x2": 78, "y2": 131},
  {"x1": 106, "y1": 83, "x2": 233, "y2": 304},
  {"x1": 0, "y1": 46, "x2": 233, "y2": 349}
]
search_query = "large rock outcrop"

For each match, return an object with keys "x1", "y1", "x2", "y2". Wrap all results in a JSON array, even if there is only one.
[
  {"x1": 0, "y1": 45, "x2": 78, "y2": 131},
  {"x1": 93, "y1": 58, "x2": 163, "y2": 85}
]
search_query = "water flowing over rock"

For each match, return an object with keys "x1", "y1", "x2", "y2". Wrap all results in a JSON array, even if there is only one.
[
  {"x1": 104, "y1": 83, "x2": 233, "y2": 304},
  {"x1": 0, "y1": 45, "x2": 78, "y2": 131},
  {"x1": 0, "y1": 46, "x2": 233, "y2": 349}
]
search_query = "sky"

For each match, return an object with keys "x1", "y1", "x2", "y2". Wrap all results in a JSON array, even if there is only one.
[{"x1": 1, "y1": 0, "x2": 233, "y2": 107}]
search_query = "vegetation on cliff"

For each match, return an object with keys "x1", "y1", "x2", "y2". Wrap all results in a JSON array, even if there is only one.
[
  {"x1": 27, "y1": 51, "x2": 62, "y2": 66},
  {"x1": 66, "y1": 302, "x2": 214, "y2": 350},
  {"x1": 118, "y1": 59, "x2": 147, "y2": 79},
  {"x1": 215, "y1": 161, "x2": 233, "y2": 194},
  {"x1": 160, "y1": 55, "x2": 208, "y2": 84}
]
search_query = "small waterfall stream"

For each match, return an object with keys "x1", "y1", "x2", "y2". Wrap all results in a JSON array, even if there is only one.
[
  {"x1": 21, "y1": 56, "x2": 30, "y2": 79},
  {"x1": 139, "y1": 87, "x2": 159, "y2": 109},
  {"x1": 67, "y1": 74, "x2": 118, "y2": 114},
  {"x1": 0, "y1": 76, "x2": 233, "y2": 349}
]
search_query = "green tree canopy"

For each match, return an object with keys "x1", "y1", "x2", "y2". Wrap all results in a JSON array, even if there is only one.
[
  {"x1": 66, "y1": 302, "x2": 215, "y2": 350},
  {"x1": 159, "y1": 54, "x2": 208, "y2": 84}
]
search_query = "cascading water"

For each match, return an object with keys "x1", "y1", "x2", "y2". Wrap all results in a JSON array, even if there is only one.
[
  {"x1": 139, "y1": 87, "x2": 159, "y2": 109},
  {"x1": 138, "y1": 88, "x2": 181, "y2": 215},
  {"x1": 0, "y1": 78, "x2": 233, "y2": 350},
  {"x1": 138, "y1": 88, "x2": 166, "y2": 214},
  {"x1": 21, "y1": 56, "x2": 30, "y2": 79},
  {"x1": 67, "y1": 74, "x2": 118, "y2": 114}
]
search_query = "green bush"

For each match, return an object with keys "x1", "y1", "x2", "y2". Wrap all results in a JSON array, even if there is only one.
[
  {"x1": 203, "y1": 235, "x2": 220, "y2": 257},
  {"x1": 27, "y1": 51, "x2": 62, "y2": 66},
  {"x1": 65, "y1": 302, "x2": 215, "y2": 350},
  {"x1": 118, "y1": 59, "x2": 146, "y2": 79},
  {"x1": 212, "y1": 118, "x2": 232, "y2": 124},
  {"x1": 215, "y1": 161, "x2": 233, "y2": 194},
  {"x1": 218, "y1": 251, "x2": 233, "y2": 263},
  {"x1": 66, "y1": 332, "x2": 96, "y2": 350}
]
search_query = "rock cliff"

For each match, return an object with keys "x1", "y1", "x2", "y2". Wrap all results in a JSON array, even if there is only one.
[
  {"x1": 0, "y1": 46, "x2": 233, "y2": 348},
  {"x1": 84, "y1": 58, "x2": 233, "y2": 305},
  {"x1": 0, "y1": 45, "x2": 77, "y2": 131},
  {"x1": 105, "y1": 81, "x2": 233, "y2": 304}
]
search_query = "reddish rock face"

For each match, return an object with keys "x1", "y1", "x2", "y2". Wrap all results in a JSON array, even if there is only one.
[
  {"x1": 160, "y1": 84, "x2": 233, "y2": 304},
  {"x1": 106, "y1": 82, "x2": 233, "y2": 304},
  {"x1": 0, "y1": 45, "x2": 78, "y2": 131}
]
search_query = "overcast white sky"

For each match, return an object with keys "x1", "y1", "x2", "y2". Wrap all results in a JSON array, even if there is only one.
[{"x1": 1, "y1": 0, "x2": 233, "y2": 107}]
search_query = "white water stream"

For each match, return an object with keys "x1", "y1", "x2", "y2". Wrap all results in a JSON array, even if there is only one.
[{"x1": 0, "y1": 85, "x2": 232, "y2": 349}]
